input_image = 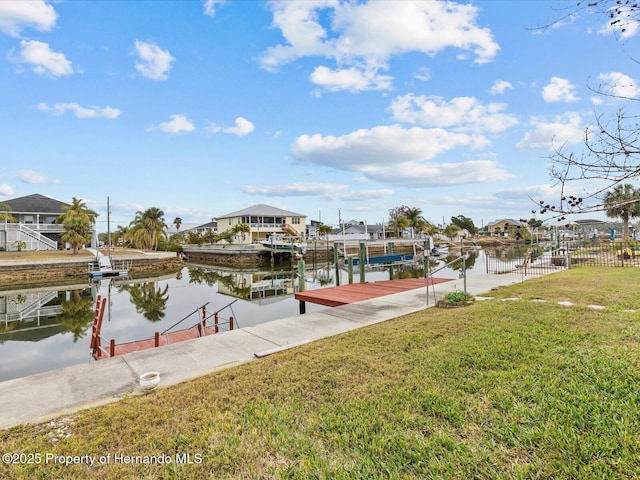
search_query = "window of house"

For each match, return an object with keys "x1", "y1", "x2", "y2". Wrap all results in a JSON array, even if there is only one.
[{"x1": 292, "y1": 217, "x2": 301, "y2": 224}]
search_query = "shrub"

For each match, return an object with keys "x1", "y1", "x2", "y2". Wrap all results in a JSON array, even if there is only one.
[{"x1": 445, "y1": 290, "x2": 472, "y2": 303}]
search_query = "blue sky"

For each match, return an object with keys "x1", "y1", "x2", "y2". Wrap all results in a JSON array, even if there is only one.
[{"x1": 1, "y1": 0, "x2": 638, "y2": 232}]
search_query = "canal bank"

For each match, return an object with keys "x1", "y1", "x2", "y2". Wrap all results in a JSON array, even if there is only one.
[{"x1": 0, "y1": 250, "x2": 183, "y2": 288}]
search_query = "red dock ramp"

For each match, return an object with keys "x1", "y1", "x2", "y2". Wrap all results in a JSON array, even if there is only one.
[{"x1": 294, "y1": 277, "x2": 451, "y2": 309}]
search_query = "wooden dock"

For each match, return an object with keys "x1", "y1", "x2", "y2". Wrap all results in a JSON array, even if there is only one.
[
  {"x1": 102, "y1": 324, "x2": 225, "y2": 357},
  {"x1": 91, "y1": 300, "x2": 235, "y2": 360},
  {"x1": 295, "y1": 277, "x2": 451, "y2": 311}
]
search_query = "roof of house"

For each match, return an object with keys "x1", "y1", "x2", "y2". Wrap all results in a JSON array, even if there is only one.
[
  {"x1": 2, "y1": 193, "x2": 70, "y2": 214},
  {"x1": 487, "y1": 218, "x2": 522, "y2": 227},
  {"x1": 192, "y1": 220, "x2": 218, "y2": 230},
  {"x1": 217, "y1": 204, "x2": 305, "y2": 219},
  {"x1": 344, "y1": 224, "x2": 385, "y2": 234}
]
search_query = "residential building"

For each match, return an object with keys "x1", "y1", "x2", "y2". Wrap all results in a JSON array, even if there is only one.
[
  {"x1": 179, "y1": 220, "x2": 217, "y2": 236},
  {"x1": 487, "y1": 219, "x2": 524, "y2": 237},
  {"x1": 0, "y1": 193, "x2": 76, "y2": 251},
  {"x1": 216, "y1": 204, "x2": 306, "y2": 243}
]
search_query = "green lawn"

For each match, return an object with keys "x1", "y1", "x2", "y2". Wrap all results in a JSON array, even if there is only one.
[{"x1": 2, "y1": 267, "x2": 639, "y2": 479}]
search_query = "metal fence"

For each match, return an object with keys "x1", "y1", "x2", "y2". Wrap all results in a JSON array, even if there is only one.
[{"x1": 484, "y1": 241, "x2": 640, "y2": 276}]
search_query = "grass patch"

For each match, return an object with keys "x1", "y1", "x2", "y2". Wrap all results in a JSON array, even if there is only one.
[
  {"x1": 487, "y1": 267, "x2": 640, "y2": 309},
  {"x1": 1, "y1": 268, "x2": 640, "y2": 478}
]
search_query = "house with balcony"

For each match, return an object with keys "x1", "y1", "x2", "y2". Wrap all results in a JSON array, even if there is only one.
[
  {"x1": 0, "y1": 193, "x2": 74, "y2": 251},
  {"x1": 216, "y1": 204, "x2": 306, "y2": 243},
  {"x1": 487, "y1": 219, "x2": 525, "y2": 237}
]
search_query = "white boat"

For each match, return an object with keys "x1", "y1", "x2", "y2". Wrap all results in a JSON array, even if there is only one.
[
  {"x1": 260, "y1": 234, "x2": 307, "y2": 254},
  {"x1": 426, "y1": 236, "x2": 448, "y2": 257}
]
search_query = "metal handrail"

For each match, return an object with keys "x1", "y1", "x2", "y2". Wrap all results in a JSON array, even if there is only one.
[
  {"x1": 425, "y1": 253, "x2": 468, "y2": 306},
  {"x1": 161, "y1": 302, "x2": 210, "y2": 335},
  {"x1": 160, "y1": 298, "x2": 239, "y2": 335}
]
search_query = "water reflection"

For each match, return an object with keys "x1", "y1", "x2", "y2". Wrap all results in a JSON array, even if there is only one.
[
  {"x1": 56, "y1": 289, "x2": 94, "y2": 342},
  {"x1": 121, "y1": 282, "x2": 170, "y2": 322},
  {"x1": 0, "y1": 250, "x2": 497, "y2": 381},
  {"x1": 188, "y1": 265, "x2": 299, "y2": 302}
]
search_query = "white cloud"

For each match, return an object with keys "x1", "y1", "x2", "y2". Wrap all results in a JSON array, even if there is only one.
[
  {"x1": 207, "y1": 117, "x2": 254, "y2": 136},
  {"x1": 414, "y1": 67, "x2": 431, "y2": 82},
  {"x1": 203, "y1": 0, "x2": 225, "y2": 17},
  {"x1": 224, "y1": 117, "x2": 254, "y2": 136},
  {"x1": 0, "y1": 0, "x2": 57, "y2": 37},
  {"x1": 491, "y1": 79, "x2": 513, "y2": 95},
  {"x1": 240, "y1": 182, "x2": 393, "y2": 201},
  {"x1": 10, "y1": 40, "x2": 73, "y2": 78},
  {"x1": 361, "y1": 160, "x2": 513, "y2": 187},
  {"x1": 390, "y1": 94, "x2": 518, "y2": 134},
  {"x1": 290, "y1": 124, "x2": 511, "y2": 187},
  {"x1": 0, "y1": 184, "x2": 14, "y2": 196},
  {"x1": 598, "y1": 4, "x2": 640, "y2": 39},
  {"x1": 310, "y1": 65, "x2": 392, "y2": 92},
  {"x1": 134, "y1": 40, "x2": 175, "y2": 81},
  {"x1": 157, "y1": 114, "x2": 195, "y2": 134},
  {"x1": 260, "y1": 1, "x2": 499, "y2": 92},
  {"x1": 18, "y1": 170, "x2": 60, "y2": 184},
  {"x1": 516, "y1": 112, "x2": 585, "y2": 150},
  {"x1": 542, "y1": 77, "x2": 579, "y2": 103},
  {"x1": 597, "y1": 72, "x2": 640, "y2": 99},
  {"x1": 37, "y1": 102, "x2": 121, "y2": 119}
]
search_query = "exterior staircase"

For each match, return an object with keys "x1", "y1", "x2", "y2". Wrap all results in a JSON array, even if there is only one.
[{"x1": 1, "y1": 224, "x2": 58, "y2": 251}]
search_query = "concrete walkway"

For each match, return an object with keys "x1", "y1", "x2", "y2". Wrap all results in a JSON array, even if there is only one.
[{"x1": 0, "y1": 273, "x2": 538, "y2": 430}]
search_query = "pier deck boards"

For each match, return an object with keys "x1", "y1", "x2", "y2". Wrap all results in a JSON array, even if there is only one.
[
  {"x1": 295, "y1": 277, "x2": 451, "y2": 308},
  {"x1": 94, "y1": 325, "x2": 225, "y2": 359}
]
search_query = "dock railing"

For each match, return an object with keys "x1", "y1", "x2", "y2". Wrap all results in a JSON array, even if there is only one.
[
  {"x1": 91, "y1": 298, "x2": 240, "y2": 360},
  {"x1": 426, "y1": 253, "x2": 467, "y2": 306}
]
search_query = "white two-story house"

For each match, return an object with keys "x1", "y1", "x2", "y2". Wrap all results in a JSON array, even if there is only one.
[
  {"x1": 216, "y1": 204, "x2": 307, "y2": 243},
  {"x1": 0, "y1": 193, "x2": 74, "y2": 251}
]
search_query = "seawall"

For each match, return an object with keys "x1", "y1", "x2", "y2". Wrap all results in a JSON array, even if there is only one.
[{"x1": 0, "y1": 252, "x2": 183, "y2": 288}]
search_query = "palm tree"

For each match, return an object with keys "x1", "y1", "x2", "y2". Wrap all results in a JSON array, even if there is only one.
[
  {"x1": 390, "y1": 215, "x2": 410, "y2": 238},
  {"x1": 113, "y1": 225, "x2": 130, "y2": 247},
  {"x1": 404, "y1": 207, "x2": 427, "y2": 238},
  {"x1": 129, "y1": 207, "x2": 167, "y2": 250},
  {"x1": 173, "y1": 217, "x2": 182, "y2": 234},
  {"x1": 604, "y1": 184, "x2": 640, "y2": 240},
  {"x1": 0, "y1": 202, "x2": 16, "y2": 223},
  {"x1": 232, "y1": 223, "x2": 251, "y2": 244},
  {"x1": 56, "y1": 197, "x2": 98, "y2": 254},
  {"x1": 317, "y1": 223, "x2": 332, "y2": 240}
]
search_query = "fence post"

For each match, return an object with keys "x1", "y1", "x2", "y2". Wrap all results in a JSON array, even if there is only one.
[
  {"x1": 110, "y1": 339, "x2": 115, "y2": 357},
  {"x1": 229, "y1": 316, "x2": 234, "y2": 331},
  {"x1": 297, "y1": 260, "x2": 305, "y2": 292},
  {"x1": 333, "y1": 243, "x2": 340, "y2": 286},
  {"x1": 214, "y1": 313, "x2": 219, "y2": 334},
  {"x1": 155, "y1": 331, "x2": 160, "y2": 347},
  {"x1": 359, "y1": 243, "x2": 366, "y2": 283}
]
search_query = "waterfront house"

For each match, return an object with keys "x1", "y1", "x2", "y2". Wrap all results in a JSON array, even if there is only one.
[
  {"x1": 216, "y1": 204, "x2": 306, "y2": 243},
  {"x1": 487, "y1": 219, "x2": 524, "y2": 237},
  {"x1": 0, "y1": 193, "x2": 76, "y2": 251}
]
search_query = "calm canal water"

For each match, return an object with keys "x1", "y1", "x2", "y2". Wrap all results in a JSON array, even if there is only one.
[{"x1": 0, "y1": 251, "x2": 493, "y2": 382}]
